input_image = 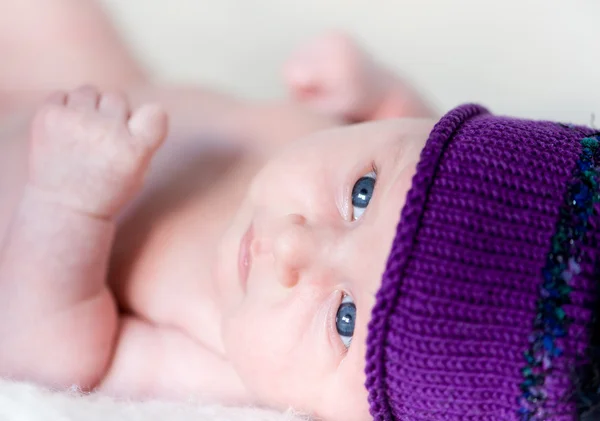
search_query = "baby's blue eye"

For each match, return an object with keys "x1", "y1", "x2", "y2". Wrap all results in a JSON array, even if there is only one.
[
  {"x1": 351, "y1": 171, "x2": 376, "y2": 220},
  {"x1": 336, "y1": 295, "x2": 356, "y2": 348}
]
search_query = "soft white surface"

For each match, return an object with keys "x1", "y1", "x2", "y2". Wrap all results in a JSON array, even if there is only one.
[
  {"x1": 0, "y1": 380, "x2": 307, "y2": 421},
  {"x1": 100, "y1": 0, "x2": 600, "y2": 125}
]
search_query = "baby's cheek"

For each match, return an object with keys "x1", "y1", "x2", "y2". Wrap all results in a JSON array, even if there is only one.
[
  {"x1": 221, "y1": 304, "x2": 297, "y2": 401},
  {"x1": 222, "y1": 301, "x2": 338, "y2": 415}
]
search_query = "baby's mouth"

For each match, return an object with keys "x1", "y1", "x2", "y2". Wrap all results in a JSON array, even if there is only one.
[{"x1": 237, "y1": 223, "x2": 254, "y2": 291}]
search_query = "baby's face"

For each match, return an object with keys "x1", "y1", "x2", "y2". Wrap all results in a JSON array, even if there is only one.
[{"x1": 215, "y1": 118, "x2": 433, "y2": 420}]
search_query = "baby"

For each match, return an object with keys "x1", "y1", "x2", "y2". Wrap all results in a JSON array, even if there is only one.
[
  {"x1": 0, "y1": 2, "x2": 434, "y2": 420},
  {"x1": 3, "y1": 2, "x2": 600, "y2": 421}
]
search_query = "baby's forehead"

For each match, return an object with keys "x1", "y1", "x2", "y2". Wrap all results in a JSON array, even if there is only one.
[
  {"x1": 332, "y1": 119, "x2": 412, "y2": 142},
  {"x1": 298, "y1": 119, "x2": 413, "y2": 164},
  {"x1": 346, "y1": 119, "x2": 431, "y2": 160}
]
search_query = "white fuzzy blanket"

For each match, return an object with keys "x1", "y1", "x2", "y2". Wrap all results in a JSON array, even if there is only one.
[{"x1": 0, "y1": 379, "x2": 309, "y2": 421}]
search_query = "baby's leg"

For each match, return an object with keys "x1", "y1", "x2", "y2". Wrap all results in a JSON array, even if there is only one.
[
  {"x1": 0, "y1": 86, "x2": 167, "y2": 389},
  {"x1": 284, "y1": 31, "x2": 436, "y2": 122},
  {"x1": 0, "y1": 0, "x2": 146, "y2": 112}
]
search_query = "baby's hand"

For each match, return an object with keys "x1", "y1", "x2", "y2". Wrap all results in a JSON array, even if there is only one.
[
  {"x1": 284, "y1": 32, "x2": 384, "y2": 121},
  {"x1": 28, "y1": 86, "x2": 167, "y2": 218},
  {"x1": 285, "y1": 31, "x2": 435, "y2": 121}
]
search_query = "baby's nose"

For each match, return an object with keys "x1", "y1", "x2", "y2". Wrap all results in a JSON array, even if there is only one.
[{"x1": 273, "y1": 214, "x2": 317, "y2": 288}]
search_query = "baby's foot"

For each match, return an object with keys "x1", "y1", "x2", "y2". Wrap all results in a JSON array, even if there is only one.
[
  {"x1": 28, "y1": 86, "x2": 167, "y2": 219},
  {"x1": 284, "y1": 31, "x2": 435, "y2": 121}
]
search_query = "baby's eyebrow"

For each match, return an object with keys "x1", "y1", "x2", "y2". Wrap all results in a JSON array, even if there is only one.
[{"x1": 383, "y1": 138, "x2": 405, "y2": 171}]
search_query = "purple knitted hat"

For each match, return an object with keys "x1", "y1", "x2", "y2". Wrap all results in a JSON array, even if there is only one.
[{"x1": 365, "y1": 104, "x2": 600, "y2": 420}]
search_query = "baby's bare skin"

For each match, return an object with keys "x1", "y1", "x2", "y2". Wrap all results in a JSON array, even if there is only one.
[
  {"x1": 0, "y1": 28, "x2": 435, "y2": 420},
  {"x1": 0, "y1": 87, "x2": 340, "y2": 402},
  {"x1": 0, "y1": 87, "x2": 167, "y2": 387},
  {"x1": 104, "y1": 89, "x2": 343, "y2": 402}
]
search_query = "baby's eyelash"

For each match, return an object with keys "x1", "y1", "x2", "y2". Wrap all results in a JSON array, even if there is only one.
[{"x1": 371, "y1": 162, "x2": 379, "y2": 176}]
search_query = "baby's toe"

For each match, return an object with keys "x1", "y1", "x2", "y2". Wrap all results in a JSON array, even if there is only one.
[
  {"x1": 98, "y1": 91, "x2": 130, "y2": 120},
  {"x1": 67, "y1": 85, "x2": 100, "y2": 111},
  {"x1": 127, "y1": 104, "x2": 168, "y2": 152}
]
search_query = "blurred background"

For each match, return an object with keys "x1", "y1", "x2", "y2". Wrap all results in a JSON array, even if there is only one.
[{"x1": 102, "y1": 0, "x2": 599, "y2": 125}]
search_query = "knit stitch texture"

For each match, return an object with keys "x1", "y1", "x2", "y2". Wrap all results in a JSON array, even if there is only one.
[{"x1": 365, "y1": 104, "x2": 600, "y2": 420}]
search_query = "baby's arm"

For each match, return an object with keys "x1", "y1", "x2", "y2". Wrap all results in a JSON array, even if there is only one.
[
  {"x1": 0, "y1": 87, "x2": 167, "y2": 388},
  {"x1": 126, "y1": 85, "x2": 341, "y2": 153},
  {"x1": 98, "y1": 316, "x2": 249, "y2": 402}
]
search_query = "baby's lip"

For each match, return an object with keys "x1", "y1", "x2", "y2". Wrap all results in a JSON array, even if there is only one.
[{"x1": 238, "y1": 223, "x2": 254, "y2": 292}]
